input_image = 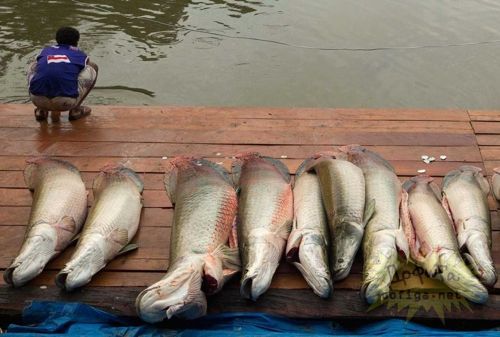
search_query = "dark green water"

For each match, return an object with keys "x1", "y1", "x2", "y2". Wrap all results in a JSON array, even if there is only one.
[{"x1": 1, "y1": 0, "x2": 500, "y2": 108}]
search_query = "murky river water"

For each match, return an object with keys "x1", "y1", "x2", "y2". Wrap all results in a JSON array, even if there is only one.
[{"x1": 1, "y1": 0, "x2": 500, "y2": 108}]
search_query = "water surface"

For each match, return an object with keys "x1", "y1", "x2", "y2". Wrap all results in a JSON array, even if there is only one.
[{"x1": 1, "y1": 0, "x2": 500, "y2": 108}]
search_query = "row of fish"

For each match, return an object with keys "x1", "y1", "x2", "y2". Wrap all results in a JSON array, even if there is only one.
[
  {"x1": 6, "y1": 151, "x2": 498, "y2": 324},
  {"x1": 137, "y1": 148, "x2": 498, "y2": 323},
  {"x1": 4, "y1": 158, "x2": 143, "y2": 291}
]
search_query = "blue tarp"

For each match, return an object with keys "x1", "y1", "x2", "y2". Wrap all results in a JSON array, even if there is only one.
[{"x1": 3, "y1": 301, "x2": 499, "y2": 336}]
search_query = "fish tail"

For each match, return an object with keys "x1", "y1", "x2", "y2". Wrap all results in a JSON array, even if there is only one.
[
  {"x1": 438, "y1": 250, "x2": 489, "y2": 303},
  {"x1": 286, "y1": 228, "x2": 332, "y2": 298},
  {"x1": 332, "y1": 221, "x2": 364, "y2": 281},
  {"x1": 241, "y1": 230, "x2": 286, "y2": 300},
  {"x1": 4, "y1": 226, "x2": 57, "y2": 287}
]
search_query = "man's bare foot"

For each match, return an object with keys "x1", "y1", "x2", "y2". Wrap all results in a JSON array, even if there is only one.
[
  {"x1": 34, "y1": 108, "x2": 48, "y2": 122},
  {"x1": 69, "y1": 106, "x2": 91, "y2": 121}
]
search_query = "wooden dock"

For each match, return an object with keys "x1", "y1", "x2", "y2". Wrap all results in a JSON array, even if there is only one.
[{"x1": 0, "y1": 104, "x2": 498, "y2": 323}]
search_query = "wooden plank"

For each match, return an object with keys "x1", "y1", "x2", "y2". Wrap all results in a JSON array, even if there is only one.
[
  {"x1": 0, "y1": 127, "x2": 476, "y2": 146},
  {"x1": 478, "y1": 135, "x2": 500, "y2": 146},
  {"x1": 471, "y1": 121, "x2": 500, "y2": 134},
  {"x1": 469, "y1": 110, "x2": 500, "y2": 122},
  {"x1": 0, "y1": 104, "x2": 470, "y2": 121},
  {"x1": 480, "y1": 147, "x2": 500, "y2": 161},
  {"x1": 0, "y1": 286, "x2": 498, "y2": 321},
  {"x1": 0, "y1": 188, "x2": 171, "y2": 208},
  {"x1": 0, "y1": 115, "x2": 473, "y2": 131},
  {"x1": 2, "y1": 143, "x2": 478, "y2": 161}
]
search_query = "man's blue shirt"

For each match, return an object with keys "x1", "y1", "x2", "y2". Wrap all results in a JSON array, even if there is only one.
[{"x1": 29, "y1": 44, "x2": 88, "y2": 98}]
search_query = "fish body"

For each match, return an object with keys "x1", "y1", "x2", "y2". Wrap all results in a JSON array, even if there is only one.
[
  {"x1": 310, "y1": 155, "x2": 372, "y2": 281},
  {"x1": 4, "y1": 158, "x2": 88, "y2": 287},
  {"x1": 402, "y1": 175, "x2": 488, "y2": 303},
  {"x1": 136, "y1": 157, "x2": 240, "y2": 323},
  {"x1": 339, "y1": 145, "x2": 408, "y2": 304},
  {"x1": 493, "y1": 167, "x2": 500, "y2": 202},
  {"x1": 233, "y1": 153, "x2": 293, "y2": 301},
  {"x1": 442, "y1": 166, "x2": 497, "y2": 286},
  {"x1": 56, "y1": 165, "x2": 143, "y2": 291},
  {"x1": 286, "y1": 158, "x2": 331, "y2": 298}
]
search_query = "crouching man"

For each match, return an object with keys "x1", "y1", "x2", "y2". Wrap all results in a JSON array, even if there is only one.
[{"x1": 28, "y1": 26, "x2": 98, "y2": 122}]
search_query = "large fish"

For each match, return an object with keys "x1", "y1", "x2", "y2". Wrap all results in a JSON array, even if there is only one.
[
  {"x1": 286, "y1": 158, "x2": 331, "y2": 298},
  {"x1": 307, "y1": 153, "x2": 374, "y2": 282},
  {"x1": 339, "y1": 145, "x2": 408, "y2": 304},
  {"x1": 493, "y1": 167, "x2": 500, "y2": 202},
  {"x1": 401, "y1": 175, "x2": 488, "y2": 303},
  {"x1": 441, "y1": 166, "x2": 497, "y2": 286},
  {"x1": 136, "y1": 157, "x2": 240, "y2": 323},
  {"x1": 56, "y1": 165, "x2": 143, "y2": 291},
  {"x1": 233, "y1": 153, "x2": 293, "y2": 301},
  {"x1": 4, "y1": 158, "x2": 88, "y2": 287}
]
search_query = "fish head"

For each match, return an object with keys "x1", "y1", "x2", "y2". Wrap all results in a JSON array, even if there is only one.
[
  {"x1": 286, "y1": 230, "x2": 332, "y2": 298},
  {"x1": 439, "y1": 250, "x2": 489, "y2": 304},
  {"x1": 136, "y1": 255, "x2": 207, "y2": 323},
  {"x1": 332, "y1": 221, "x2": 364, "y2": 281},
  {"x1": 361, "y1": 241, "x2": 399, "y2": 304},
  {"x1": 4, "y1": 230, "x2": 56, "y2": 287},
  {"x1": 240, "y1": 230, "x2": 285, "y2": 301},
  {"x1": 55, "y1": 245, "x2": 105, "y2": 291}
]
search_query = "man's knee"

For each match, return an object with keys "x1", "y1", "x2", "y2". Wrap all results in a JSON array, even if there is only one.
[{"x1": 88, "y1": 61, "x2": 98, "y2": 74}]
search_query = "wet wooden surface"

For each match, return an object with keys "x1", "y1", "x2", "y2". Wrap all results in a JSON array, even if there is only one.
[{"x1": 0, "y1": 104, "x2": 498, "y2": 322}]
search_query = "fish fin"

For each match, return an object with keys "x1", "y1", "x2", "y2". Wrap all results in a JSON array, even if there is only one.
[
  {"x1": 70, "y1": 233, "x2": 81, "y2": 245},
  {"x1": 204, "y1": 244, "x2": 241, "y2": 294},
  {"x1": 421, "y1": 251, "x2": 441, "y2": 277},
  {"x1": 277, "y1": 219, "x2": 293, "y2": 241},
  {"x1": 285, "y1": 224, "x2": 302, "y2": 263},
  {"x1": 441, "y1": 195, "x2": 456, "y2": 233},
  {"x1": 109, "y1": 228, "x2": 129, "y2": 247},
  {"x1": 231, "y1": 158, "x2": 243, "y2": 187},
  {"x1": 164, "y1": 162, "x2": 178, "y2": 205},
  {"x1": 402, "y1": 178, "x2": 416, "y2": 192},
  {"x1": 23, "y1": 161, "x2": 39, "y2": 190},
  {"x1": 396, "y1": 190, "x2": 410, "y2": 261},
  {"x1": 429, "y1": 181, "x2": 442, "y2": 201},
  {"x1": 295, "y1": 157, "x2": 316, "y2": 177},
  {"x1": 261, "y1": 156, "x2": 291, "y2": 184},
  {"x1": 474, "y1": 171, "x2": 491, "y2": 195},
  {"x1": 55, "y1": 216, "x2": 77, "y2": 233},
  {"x1": 228, "y1": 216, "x2": 238, "y2": 249},
  {"x1": 363, "y1": 199, "x2": 376, "y2": 226},
  {"x1": 442, "y1": 169, "x2": 462, "y2": 190},
  {"x1": 117, "y1": 243, "x2": 138, "y2": 256},
  {"x1": 194, "y1": 158, "x2": 232, "y2": 186}
]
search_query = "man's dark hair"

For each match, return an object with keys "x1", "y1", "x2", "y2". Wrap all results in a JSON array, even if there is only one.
[{"x1": 56, "y1": 27, "x2": 80, "y2": 46}]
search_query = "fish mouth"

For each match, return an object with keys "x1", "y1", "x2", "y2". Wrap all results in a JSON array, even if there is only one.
[
  {"x1": 55, "y1": 245, "x2": 105, "y2": 291},
  {"x1": 55, "y1": 268, "x2": 93, "y2": 291},
  {"x1": 135, "y1": 256, "x2": 207, "y2": 323}
]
